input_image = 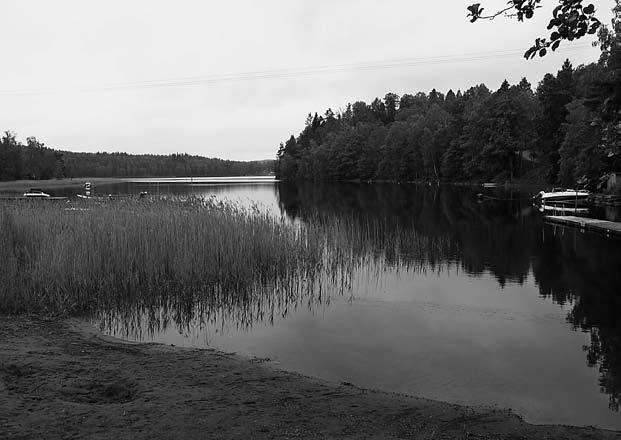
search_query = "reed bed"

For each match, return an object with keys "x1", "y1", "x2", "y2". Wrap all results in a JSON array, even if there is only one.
[
  {"x1": 1, "y1": 197, "x2": 461, "y2": 335},
  {"x1": 1, "y1": 198, "x2": 323, "y2": 314}
]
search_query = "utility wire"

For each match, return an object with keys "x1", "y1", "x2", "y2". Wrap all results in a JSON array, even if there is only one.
[{"x1": 0, "y1": 43, "x2": 596, "y2": 96}]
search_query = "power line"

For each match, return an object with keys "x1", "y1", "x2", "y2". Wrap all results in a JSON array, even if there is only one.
[{"x1": 0, "y1": 43, "x2": 596, "y2": 96}]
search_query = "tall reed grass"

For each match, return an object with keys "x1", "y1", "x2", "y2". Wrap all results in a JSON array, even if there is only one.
[
  {"x1": 1, "y1": 198, "x2": 319, "y2": 313},
  {"x1": 0, "y1": 197, "x2": 460, "y2": 332}
]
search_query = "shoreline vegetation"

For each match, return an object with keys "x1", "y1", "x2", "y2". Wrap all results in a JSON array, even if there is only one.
[
  {"x1": 0, "y1": 177, "x2": 126, "y2": 193},
  {"x1": 1, "y1": 315, "x2": 620, "y2": 439}
]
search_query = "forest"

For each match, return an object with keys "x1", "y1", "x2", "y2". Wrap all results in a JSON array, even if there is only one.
[
  {"x1": 275, "y1": 6, "x2": 620, "y2": 189},
  {"x1": 0, "y1": 132, "x2": 273, "y2": 180}
]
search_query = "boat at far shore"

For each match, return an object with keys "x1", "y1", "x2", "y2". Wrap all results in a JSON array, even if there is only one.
[
  {"x1": 23, "y1": 188, "x2": 50, "y2": 198},
  {"x1": 533, "y1": 188, "x2": 589, "y2": 203}
]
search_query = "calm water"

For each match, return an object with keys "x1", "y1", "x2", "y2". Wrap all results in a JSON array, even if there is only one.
[{"x1": 51, "y1": 178, "x2": 621, "y2": 429}]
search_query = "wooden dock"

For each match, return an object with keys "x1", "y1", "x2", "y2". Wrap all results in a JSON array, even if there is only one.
[
  {"x1": 587, "y1": 193, "x2": 621, "y2": 207},
  {"x1": 544, "y1": 215, "x2": 621, "y2": 238}
]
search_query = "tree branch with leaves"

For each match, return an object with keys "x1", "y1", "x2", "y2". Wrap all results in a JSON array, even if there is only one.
[{"x1": 467, "y1": 1, "x2": 601, "y2": 58}]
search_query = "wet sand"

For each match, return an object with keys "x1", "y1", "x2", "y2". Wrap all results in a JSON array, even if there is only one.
[{"x1": 1, "y1": 315, "x2": 618, "y2": 439}]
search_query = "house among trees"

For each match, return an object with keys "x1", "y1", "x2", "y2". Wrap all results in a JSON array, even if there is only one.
[{"x1": 606, "y1": 171, "x2": 621, "y2": 192}]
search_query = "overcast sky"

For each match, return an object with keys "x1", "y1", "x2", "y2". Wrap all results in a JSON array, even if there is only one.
[{"x1": 0, "y1": 1, "x2": 615, "y2": 161}]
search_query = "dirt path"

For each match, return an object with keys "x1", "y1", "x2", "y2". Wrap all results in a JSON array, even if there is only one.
[{"x1": 1, "y1": 315, "x2": 618, "y2": 439}]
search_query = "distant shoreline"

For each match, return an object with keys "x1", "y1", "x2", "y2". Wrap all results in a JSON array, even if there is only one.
[
  {"x1": 0, "y1": 176, "x2": 275, "y2": 193},
  {"x1": 0, "y1": 177, "x2": 123, "y2": 193}
]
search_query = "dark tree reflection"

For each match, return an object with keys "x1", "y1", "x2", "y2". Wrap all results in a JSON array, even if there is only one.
[
  {"x1": 278, "y1": 182, "x2": 537, "y2": 283},
  {"x1": 533, "y1": 226, "x2": 621, "y2": 410},
  {"x1": 277, "y1": 181, "x2": 621, "y2": 409}
]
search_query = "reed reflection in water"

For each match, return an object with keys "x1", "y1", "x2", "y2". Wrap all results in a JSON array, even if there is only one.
[{"x1": 96, "y1": 204, "x2": 461, "y2": 341}]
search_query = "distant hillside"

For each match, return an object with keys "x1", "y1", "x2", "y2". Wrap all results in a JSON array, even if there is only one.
[{"x1": 0, "y1": 132, "x2": 274, "y2": 180}]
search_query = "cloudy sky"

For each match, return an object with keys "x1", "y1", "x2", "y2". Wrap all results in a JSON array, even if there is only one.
[{"x1": 0, "y1": 1, "x2": 615, "y2": 160}]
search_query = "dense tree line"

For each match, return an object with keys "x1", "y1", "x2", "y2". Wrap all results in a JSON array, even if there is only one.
[
  {"x1": 0, "y1": 132, "x2": 273, "y2": 180},
  {"x1": 62, "y1": 152, "x2": 273, "y2": 178},
  {"x1": 0, "y1": 133, "x2": 67, "y2": 181},
  {"x1": 276, "y1": 6, "x2": 621, "y2": 189}
]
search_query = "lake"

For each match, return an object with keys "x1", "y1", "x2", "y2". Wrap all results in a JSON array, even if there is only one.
[{"x1": 47, "y1": 178, "x2": 621, "y2": 429}]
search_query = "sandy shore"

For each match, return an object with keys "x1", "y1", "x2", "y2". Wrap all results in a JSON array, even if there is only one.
[{"x1": 1, "y1": 315, "x2": 618, "y2": 440}]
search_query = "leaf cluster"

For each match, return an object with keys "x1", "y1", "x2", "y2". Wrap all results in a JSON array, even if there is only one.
[{"x1": 467, "y1": 1, "x2": 601, "y2": 59}]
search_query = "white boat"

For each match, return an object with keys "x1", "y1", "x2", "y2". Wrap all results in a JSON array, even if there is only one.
[
  {"x1": 535, "y1": 203, "x2": 589, "y2": 214},
  {"x1": 533, "y1": 188, "x2": 589, "y2": 203},
  {"x1": 23, "y1": 188, "x2": 50, "y2": 198}
]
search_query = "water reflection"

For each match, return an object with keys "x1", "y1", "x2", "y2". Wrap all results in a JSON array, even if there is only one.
[
  {"x1": 277, "y1": 181, "x2": 621, "y2": 417},
  {"x1": 92, "y1": 180, "x2": 621, "y2": 429},
  {"x1": 52, "y1": 177, "x2": 283, "y2": 214},
  {"x1": 534, "y1": 226, "x2": 621, "y2": 411},
  {"x1": 278, "y1": 182, "x2": 538, "y2": 283}
]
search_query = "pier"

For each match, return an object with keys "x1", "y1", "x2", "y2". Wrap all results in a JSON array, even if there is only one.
[{"x1": 544, "y1": 216, "x2": 621, "y2": 238}]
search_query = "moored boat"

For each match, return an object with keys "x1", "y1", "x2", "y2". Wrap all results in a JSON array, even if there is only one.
[
  {"x1": 533, "y1": 188, "x2": 589, "y2": 203},
  {"x1": 23, "y1": 188, "x2": 50, "y2": 198},
  {"x1": 535, "y1": 203, "x2": 589, "y2": 214}
]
